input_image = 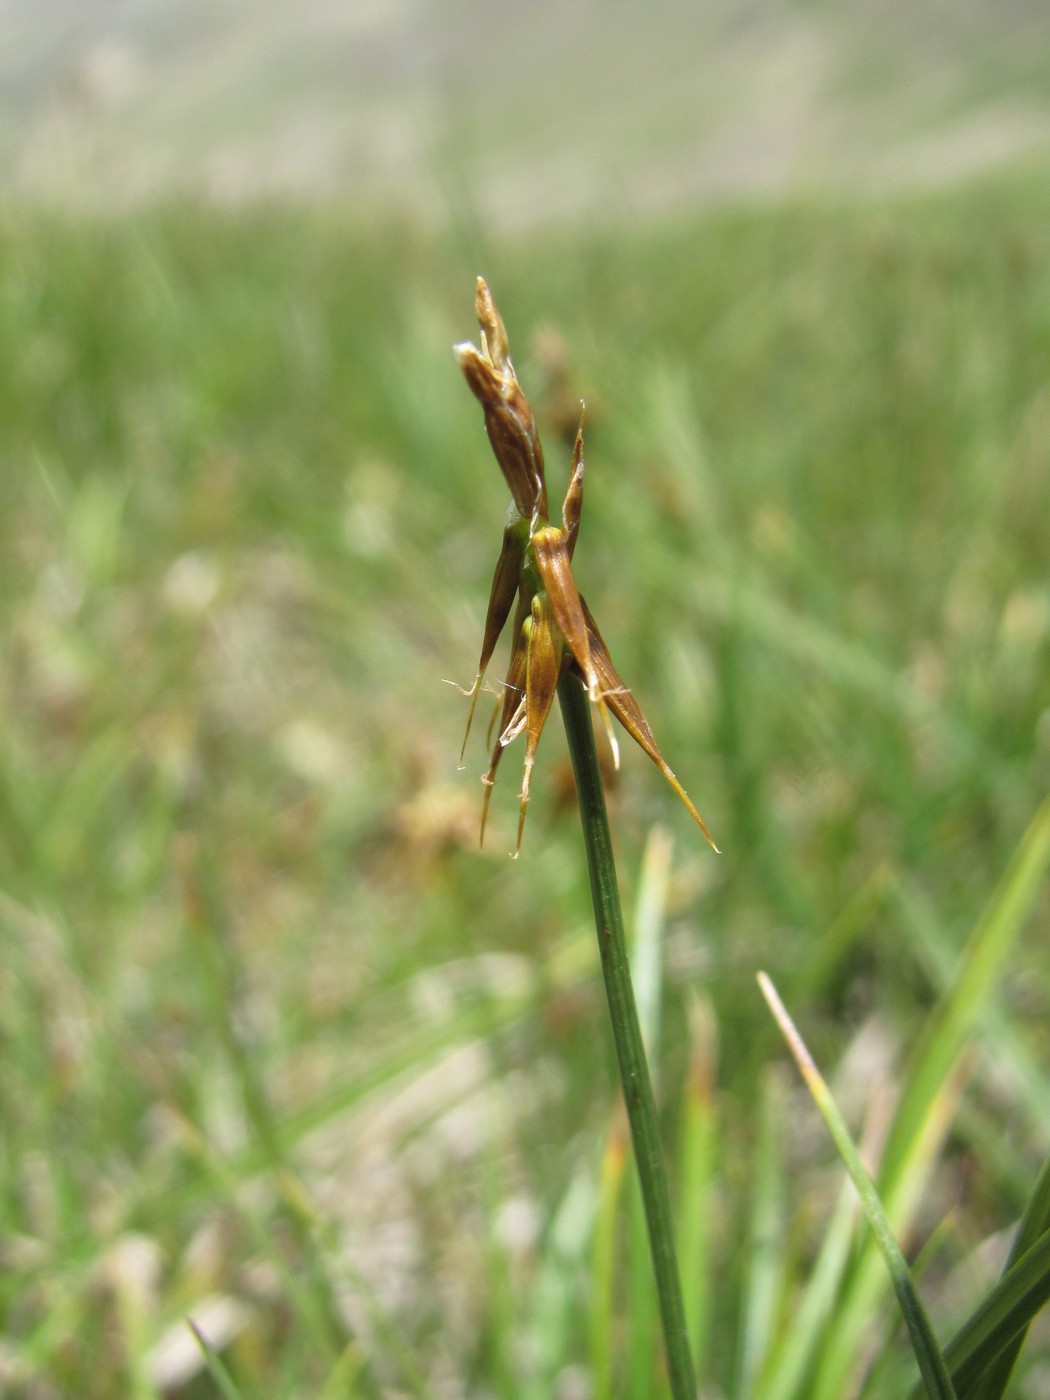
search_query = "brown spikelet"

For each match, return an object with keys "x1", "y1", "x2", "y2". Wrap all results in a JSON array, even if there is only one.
[{"x1": 456, "y1": 279, "x2": 718, "y2": 855}]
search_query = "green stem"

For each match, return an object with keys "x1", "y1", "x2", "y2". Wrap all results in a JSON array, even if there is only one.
[{"x1": 558, "y1": 669, "x2": 697, "y2": 1399}]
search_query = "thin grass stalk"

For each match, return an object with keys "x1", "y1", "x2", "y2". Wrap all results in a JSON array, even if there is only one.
[
  {"x1": 628, "y1": 1164, "x2": 661, "y2": 1395},
  {"x1": 677, "y1": 995, "x2": 717, "y2": 1379},
  {"x1": 938, "y1": 1230, "x2": 1050, "y2": 1396},
  {"x1": 879, "y1": 795, "x2": 1050, "y2": 1195},
  {"x1": 806, "y1": 1054, "x2": 969, "y2": 1400},
  {"x1": 963, "y1": 1152, "x2": 1050, "y2": 1398},
  {"x1": 753, "y1": 1177, "x2": 857, "y2": 1400},
  {"x1": 187, "y1": 1320, "x2": 248, "y2": 1400},
  {"x1": 901, "y1": 1155, "x2": 1050, "y2": 1400},
  {"x1": 558, "y1": 669, "x2": 697, "y2": 1399},
  {"x1": 759, "y1": 974, "x2": 958, "y2": 1400},
  {"x1": 630, "y1": 827, "x2": 673, "y2": 1396},
  {"x1": 317, "y1": 1345, "x2": 370, "y2": 1400},
  {"x1": 736, "y1": 1069, "x2": 786, "y2": 1398}
]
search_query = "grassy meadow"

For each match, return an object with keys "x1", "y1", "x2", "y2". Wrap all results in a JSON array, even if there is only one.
[{"x1": 2, "y1": 182, "x2": 1050, "y2": 1396}]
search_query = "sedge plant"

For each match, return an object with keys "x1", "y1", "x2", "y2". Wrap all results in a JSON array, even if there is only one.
[{"x1": 454, "y1": 278, "x2": 718, "y2": 1397}]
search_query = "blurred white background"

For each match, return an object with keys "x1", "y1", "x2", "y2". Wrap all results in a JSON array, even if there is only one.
[{"x1": 5, "y1": 0, "x2": 1050, "y2": 222}]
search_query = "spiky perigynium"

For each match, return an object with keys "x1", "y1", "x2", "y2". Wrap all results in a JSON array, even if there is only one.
[{"x1": 456, "y1": 278, "x2": 717, "y2": 856}]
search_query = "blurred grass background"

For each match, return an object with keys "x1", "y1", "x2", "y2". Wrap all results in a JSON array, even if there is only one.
[
  {"x1": 3, "y1": 184, "x2": 1049, "y2": 1396},
  {"x1": 3, "y1": 2, "x2": 1050, "y2": 1394}
]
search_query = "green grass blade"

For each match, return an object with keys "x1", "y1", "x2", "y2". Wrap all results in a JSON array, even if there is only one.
[
  {"x1": 736, "y1": 1069, "x2": 786, "y2": 1399},
  {"x1": 753, "y1": 1176, "x2": 858, "y2": 1400},
  {"x1": 631, "y1": 825, "x2": 674, "y2": 1061},
  {"x1": 904, "y1": 1153, "x2": 1050, "y2": 1400},
  {"x1": 759, "y1": 974, "x2": 958, "y2": 1400},
  {"x1": 187, "y1": 1319, "x2": 248, "y2": 1400},
  {"x1": 591, "y1": 1113, "x2": 629, "y2": 1400},
  {"x1": 628, "y1": 1163, "x2": 661, "y2": 1397},
  {"x1": 676, "y1": 995, "x2": 718, "y2": 1380},
  {"x1": 895, "y1": 880, "x2": 1050, "y2": 1399},
  {"x1": 893, "y1": 876, "x2": 1050, "y2": 1142},
  {"x1": 806, "y1": 1054, "x2": 969, "y2": 1400},
  {"x1": 317, "y1": 1344, "x2": 369, "y2": 1400},
  {"x1": 695, "y1": 577, "x2": 982, "y2": 762},
  {"x1": 963, "y1": 1150, "x2": 1050, "y2": 1398},
  {"x1": 938, "y1": 1229, "x2": 1050, "y2": 1397},
  {"x1": 628, "y1": 826, "x2": 674, "y2": 1397},
  {"x1": 797, "y1": 800, "x2": 1050, "y2": 1399},
  {"x1": 880, "y1": 796, "x2": 1050, "y2": 1195},
  {"x1": 526, "y1": 1168, "x2": 598, "y2": 1396}
]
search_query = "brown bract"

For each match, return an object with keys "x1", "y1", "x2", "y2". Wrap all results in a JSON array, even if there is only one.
[
  {"x1": 455, "y1": 279, "x2": 548, "y2": 523},
  {"x1": 456, "y1": 277, "x2": 717, "y2": 857}
]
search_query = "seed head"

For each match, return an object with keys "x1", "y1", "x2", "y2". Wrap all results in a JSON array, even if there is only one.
[{"x1": 456, "y1": 278, "x2": 717, "y2": 856}]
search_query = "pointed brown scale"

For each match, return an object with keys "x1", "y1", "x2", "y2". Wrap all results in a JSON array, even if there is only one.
[
  {"x1": 455, "y1": 282, "x2": 549, "y2": 522},
  {"x1": 488, "y1": 590, "x2": 531, "y2": 744},
  {"x1": 562, "y1": 423, "x2": 585, "y2": 561},
  {"x1": 478, "y1": 593, "x2": 531, "y2": 847},
  {"x1": 478, "y1": 746, "x2": 502, "y2": 849},
  {"x1": 475, "y1": 277, "x2": 511, "y2": 372},
  {"x1": 531, "y1": 525, "x2": 600, "y2": 703},
  {"x1": 455, "y1": 345, "x2": 546, "y2": 519},
  {"x1": 515, "y1": 593, "x2": 564, "y2": 855},
  {"x1": 491, "y1": 401, "x2": 548, "y2": 521},
  {"x1": 576, "y1": 597, "x2": 719, "y2": 852},
  {"x1": 480, "y1": 695, "x2": 520, "y2": 845},
  {"x1": 460, "y1": 518, "x2": 527, "y2": 760}
]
